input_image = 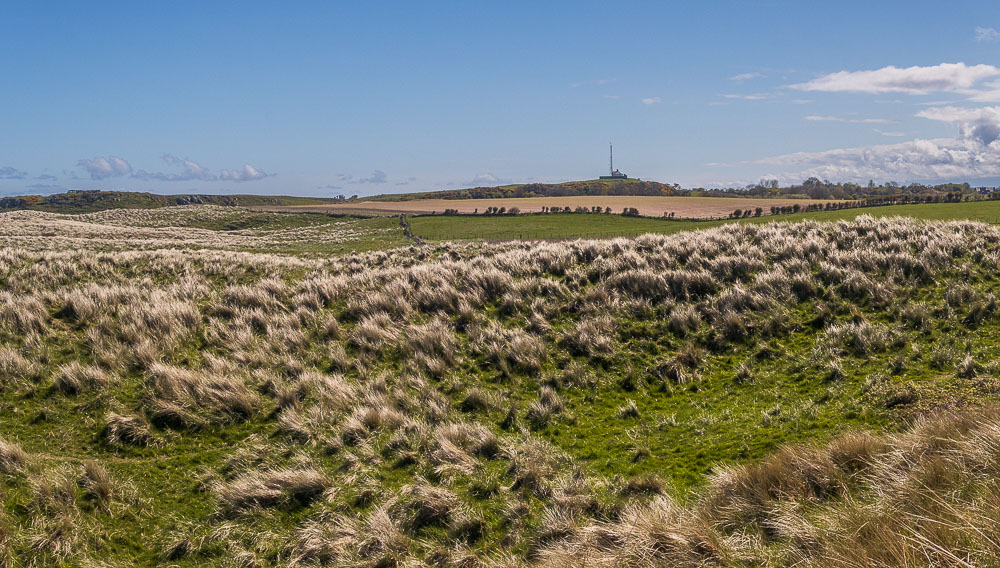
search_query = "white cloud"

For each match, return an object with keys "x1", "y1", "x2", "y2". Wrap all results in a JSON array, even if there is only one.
[
  {"x1": 132, "y1": 154, "x2": 271, "y2": 182},
  {"x1": 77, "y1": 156, "x2": 132, "y2": 180},
  {"x1": 468, "y1": 172, "x2": 510, "y2": 186},
  {"x1": 976, "y1": 27, "x2": 1000, "y2": 42},
  {"x1": 791, "y1": 62, "x2": 1000, "y2": 95},
  {"x1": 755, "y1": 105, "x2": 1000, "y2": 182},
  {"x1": 220, "y1": 164, "x2": 270, "y2": 182},
  {"x1": 642, "y1": 97, "x2": 661, "y2": 105},
  {"x1": 915, "y1": 105, "x2": 1000, "y2": 145},
  {"x1": 966, "y1": 80, "x2": 1000, "y2": 102},
  {"x1": 351, "y1": 170, "x2": 387, "y2": 184},
  {"x1": 804, "y1": 115, "x2": 894, "y2": 124},
  {"x1": 723, "y1": 93, "x2": 771, "y2": 100},
  {"x1": 729, "y1": 72, "x2": 762, "y2": 81},
  {"x1": 134, "y1": 154, "x2": 216, "y2": 181}
]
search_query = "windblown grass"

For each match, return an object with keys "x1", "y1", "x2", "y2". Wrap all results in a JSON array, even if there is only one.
[{"x1": 0, "y1": 209, "x2": 998, "y2": 565}]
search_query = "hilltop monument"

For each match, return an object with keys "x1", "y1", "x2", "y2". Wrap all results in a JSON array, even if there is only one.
[{"x1": 599, "y1": 143, "x2": 628, "y2": 179}]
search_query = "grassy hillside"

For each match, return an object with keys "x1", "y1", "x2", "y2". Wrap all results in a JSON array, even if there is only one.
[
  {"x1": 0, "y1": 190, "x2": 341, "y2": 213},
  {"x1": 1, "y1": 209, "x2": 999, "y2": 565},
  {"x1": 363, "y1": 178, "x2": 678, "y2": 201},
  {"x1": 0, "y1": 206, "x2": 409, "y2": 255},
  {"x1": 409, "y1": 199, "x2": 1000, "y2": 241}
]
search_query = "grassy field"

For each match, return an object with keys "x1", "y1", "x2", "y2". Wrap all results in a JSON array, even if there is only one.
[
  {"x1": 0, "y1": 206, "x2": 410, "y2": 255},
  {"x1": 409, "y1": 199, "x2": 1000, "y2": 241},
  {"x1": 251, "y1": 195, "x2": 838, "y2": 219},
  {"x1": 2, "y1": 206, "x2": 1000, "y2": 565}
]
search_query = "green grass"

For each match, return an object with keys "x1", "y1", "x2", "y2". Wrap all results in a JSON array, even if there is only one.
[
  {"x1": 408, "y1": 200, "x2": 1000, "y2": 241},
  {"x1": 5, "y1": 238, "x2": 1000, "y2": 565},
  {"x1": 5, "y1": 208, "x2": 1000, "y2": 565}
]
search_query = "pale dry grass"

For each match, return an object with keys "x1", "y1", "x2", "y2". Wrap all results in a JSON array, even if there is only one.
[{"x1": 0, "y1": 212, "x2": 998, "y2": 565}]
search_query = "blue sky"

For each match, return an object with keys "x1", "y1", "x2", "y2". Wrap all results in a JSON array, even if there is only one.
[{"x1": 2, "y1": 1, "x2": 1000, "y2": 197}]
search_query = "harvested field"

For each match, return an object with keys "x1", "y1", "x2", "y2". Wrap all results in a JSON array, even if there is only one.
[{"x1": 252, "y1": 195, "x2": 840, "y2": 219}]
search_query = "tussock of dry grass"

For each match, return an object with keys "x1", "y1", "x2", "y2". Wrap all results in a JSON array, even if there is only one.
[
  {"x1": 103, "y1": 413, "x2": 156, "y2": 447},
  {"x1": 215, "y1": 466, "x2": 330, "y2": 515},
  {"x1": 0, "y1": 438, "x2": 28, "y2": 475}
]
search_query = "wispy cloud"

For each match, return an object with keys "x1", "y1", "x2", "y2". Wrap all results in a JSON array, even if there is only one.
[
  {"x1": 804, "y1": 115, "x2": 894, "y2": 124},
  {"x1": 77, "y1": 156, "x2": 132, "y2": 180},
  {"x1": 131, "y1": 154, "x2": 271, "y2": 182},
  {"x1": 219, "y1": 164, "x2": 270, "y2": 182},
  {"x1": 351, "y1": 170, "x2": 388, "y2": 184},
  {"x1": 874, "y1": 129, "x2": 908, "y2": 137},
  {"x1": 33, "y1": 174, "x2": 57, "y2": 181},
  {"x1": 729, "y1": 72, "x2": 762, "y2": 81},
  {"x1": 468, "y1": 172, "x2": 510, "y2": 186},
  {"x1": 975, "y1": 27, "x2": 999, "y2": 42},
  {"x1": 791, "y1": 62, "x2": 1000, "y2": 95},
  {"x1": 722, "y1": 93, "x2": 772, "y2": 100},
  {"x1": 642, "y1": 97, "x2": 662, "y2": 105},
  {"x1": 0, "y1": 166, "x2": 27, "y2": 180}
]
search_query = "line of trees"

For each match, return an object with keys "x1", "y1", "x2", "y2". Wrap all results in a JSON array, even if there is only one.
[{"x1": 690, "y1": 177, "x2": 986, "y2": 201}]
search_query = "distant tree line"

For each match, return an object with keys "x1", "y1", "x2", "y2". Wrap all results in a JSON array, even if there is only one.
[{"x1": 687, "y1": 177, "x2": 989, "y2": 200}]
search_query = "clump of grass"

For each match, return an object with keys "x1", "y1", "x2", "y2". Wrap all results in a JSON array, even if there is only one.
[
  {"x1": 103, "y1": 412, "x2": 156, "y2": 447},
  {"x1": 957, "y1": 354, "x2": 979, "y2": 379},
  {"x1": 52, "y1": 362, "x2": 110, "y2": 395},
  {"x1": 668, "y1": 304, "x2": 701, "y2": 336},
  {"x1": 825, "y1": 320, "x2": 889, "y2": 356},
  {"x1": 0, "y1": 346, "x2": 40, "y2": 387},
  {"x1": 617, "y1": 399, "x2": 640, "y2": 419},
  {"x1": 0, "y1": 437, "x2": 29, "y2": 475},
  {"x1": 622, "y1": 473, "x2": 666, "y2": 496},
  {"x1": 391, "y1": 479, "x2": 460, "y2": 531},
  {"x1": 215, "y1": 466, "x2": 330, "y2": 515},
  {"x1": 527, "y1": 386, "x2": 564, "y2": 429},
  {"x1": 78, "y1": 460, "x2": 115, "y2": 511},
  {"x1": 507, "y1": 437, "x2": 564, "y2": 497},
  {"x1": 561, "y1": 315, "x2": 616, "y2": 359},
  {"x1": 146, "y1": 363, "x2": 258, "y2": 429},
  {"x1": 458, "y1": 387, "x2": 491, "y2": 413}
]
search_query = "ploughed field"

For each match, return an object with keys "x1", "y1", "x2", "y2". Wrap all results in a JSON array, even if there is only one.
[
  {"x1": 251, "y1": 195, "x2": 837, "y2": 219},
  {"x1": 1, "y1": 207, "x2": 1000, "y2": 566}
]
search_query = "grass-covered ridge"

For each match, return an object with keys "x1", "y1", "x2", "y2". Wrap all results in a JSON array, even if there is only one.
[
  {"x1": 361, "y1": 178, "x2": 677, "y2": 201},
  {"x1": 2, "y1": 212, "x2": 1000, "y2": 565},
  {"x1": 0, "y1": 205, "x2": 409, "y2": 255},
  {"x1": 0, "y1": 190, "x2": 341, "y2": 213}
]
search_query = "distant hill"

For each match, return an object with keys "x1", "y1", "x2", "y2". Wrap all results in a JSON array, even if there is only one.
[
  {"x1": 0, "y1": 190, "x2": 340, "y2": 213},
  {"x1": 364, "y1": 178, "x2": 678, "y2": 202},
  {"x1": 0, "y1": 180, "x2": 679, "y2": 214}
]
